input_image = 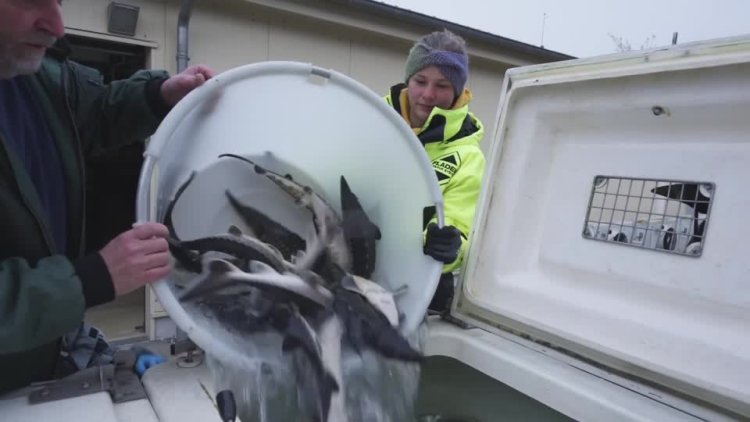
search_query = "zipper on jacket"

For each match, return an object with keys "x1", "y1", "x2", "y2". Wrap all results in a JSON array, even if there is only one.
[{"x1": 60, "y1": 61, "x2": 88, "y2": 258}]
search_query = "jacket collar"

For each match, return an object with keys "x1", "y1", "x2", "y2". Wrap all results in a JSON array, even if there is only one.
[
  {"x1": 47, "y1": 37, "x2": 72, "y2": 61},
  {"x1": 388, "y1": 83, "x2": 479, "y2": 145}
]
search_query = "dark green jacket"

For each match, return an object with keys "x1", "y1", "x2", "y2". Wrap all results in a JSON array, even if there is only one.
[{"x1": 0, "y1": 46, "x2": 169, "y2": 393}]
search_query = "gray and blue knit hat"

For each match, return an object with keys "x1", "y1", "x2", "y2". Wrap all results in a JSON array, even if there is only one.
[{"x1": 405, "y1": 29, "x2": 469, "y2": 98}]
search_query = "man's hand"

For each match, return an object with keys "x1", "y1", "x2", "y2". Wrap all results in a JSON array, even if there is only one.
[
  {"x1": 99, "y1": 223, "x2": 171, "y2": 297},
  {"x1": 160, "y1": 64, "x2": 215, "y2": 106},
  {"x1": 424, "y1": 223, "x2": 462, "y2": 264}
]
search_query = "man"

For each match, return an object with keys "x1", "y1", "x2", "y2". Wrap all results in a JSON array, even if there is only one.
[{"x1": 0, "y1": 0, "x2": 214, "y2": 392}]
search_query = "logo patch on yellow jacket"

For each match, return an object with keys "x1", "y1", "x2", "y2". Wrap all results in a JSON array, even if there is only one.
[{"x1": 432, "y1": 152, "x2": 461, "y2": 184}]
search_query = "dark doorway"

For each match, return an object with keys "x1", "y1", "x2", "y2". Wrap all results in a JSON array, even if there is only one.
[
  {"x1": 68, "y1": 34, "x2": 152, "y2": 340},
  {"x1": 65, "y1": 34, "x2": 149, "y2": 253}
]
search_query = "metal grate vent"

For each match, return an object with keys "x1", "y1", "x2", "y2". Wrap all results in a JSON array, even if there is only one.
[{"x1": 582, "y1": 176, "x2": 714, "y2": 257}]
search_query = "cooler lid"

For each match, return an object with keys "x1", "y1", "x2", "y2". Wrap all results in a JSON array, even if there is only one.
[
  {"x1": 136, "y1": 62, "x2": 443, "y2": 367},
  {"x1": 455, "y1": 35, "x2": 750, "y2": 417}
]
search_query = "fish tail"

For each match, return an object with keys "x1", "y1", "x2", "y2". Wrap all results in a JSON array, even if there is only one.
[
  {"x1": 375, "y1": 330, "x2": 424, "y2": 362},
  {"x1": 319, "y1": 371, "x2": 340, "y2": 422}
]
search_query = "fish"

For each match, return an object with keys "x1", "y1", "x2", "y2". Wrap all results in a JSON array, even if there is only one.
[
  {"x1": 174, "y1": 225, "x2": 288, "y2": 273},
  {"x1": 196, "y1": 287, "x2": 280, "y2": 334},
  {"x1": 162, "y1": 171, "x2": 203, "y2": 273},
  {"x1": 315, "y1": 314, "x2": 347, "y2": 422},
  {"x1": 181, "y1": 222, "x2": 329, "y2": 293},
  {"x1": 163, "y1": 171, "x2": 197, "y2": 240},
  {"x1": 224, "y1": 220, "x2": 330, "y2": 289},
  {"x1": 339, "y1": 176, "x2": 381, "y2": 279},
  {"x1": 341, "y1": 275, "x2": 399, "y2": 328},
  {"x1": 225, "y1": 189, "x2": 307, "y2": 261},
  {"x1": 332, "y1": 276, "x2": 422, "y2": 363},
  {"x1": 282, "y1": 307, "x2": 341, "y2": 422},
  {"x1": 179, "y1": 259, "x2": 333, "y2": 308},
  {"x1": 218, "y1": 153, "x2": 353, "y2": 272}
]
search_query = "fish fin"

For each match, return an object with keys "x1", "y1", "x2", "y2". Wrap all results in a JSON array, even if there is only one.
[
  {"x1": 323, "y1": 372, "x2": 339, "y2": 393},
  {"x1": 339, "y1": 176, "x2": 371, "y2": 225},
  {"x1": 339, "y1": 274, "x2": 358, "y2": 291},
  {"x1": 373, "y1": 329, "x2": 424, "y2": 362},
  {"x1": 352, "y1": 306, "x2": 422, "y2": 362},
  {"x1": 208, "y1": 258, "x2": 238, "y2": 275},
  {"x1": 339, "y1": 176, "x2": 378, "y2": 273},
  {"x1": 319, "y1": 371, "x2": 340, "y2": 422},
  {"x1": 227, "y1": 224, "x2": 244, "y2": 237}
]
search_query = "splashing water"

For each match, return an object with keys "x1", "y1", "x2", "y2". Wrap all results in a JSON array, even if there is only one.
[
  {"x1": 198, "y1": 304, "x2": 428, "y2": 422},
  {"x1": 341, "y1": 347, "x2": 422, "y2": 422},
  {"x1": 172, "y1": 252, "x2": 428, "y2": 421},
  {"x1": 207, "y1": 354, "x2": 302, "y2": 421}
]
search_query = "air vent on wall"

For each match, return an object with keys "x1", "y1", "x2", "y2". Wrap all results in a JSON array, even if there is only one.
[{"x1": 107, "y1": 2, "x2": 140, "y2": 37}]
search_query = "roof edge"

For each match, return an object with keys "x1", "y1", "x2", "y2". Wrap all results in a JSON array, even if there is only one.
[{"x1": 335, "y1": 0, "x2": 576, "y2": 61}]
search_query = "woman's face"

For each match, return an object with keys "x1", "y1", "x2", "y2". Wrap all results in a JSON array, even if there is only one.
[{"x1": 407, "y1": 65, "x2": 455, "y2": 128}]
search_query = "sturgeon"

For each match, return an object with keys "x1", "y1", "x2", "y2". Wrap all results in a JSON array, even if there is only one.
[
  {"x1": 174, "y1": 226, "x2": 288, "y2": 274},
  {"x1": 282, "y1": 307, "x2": 342, "y2": 422},
  {"x1": 179, "y1": 259, "x2": 333, "y2": 308},
  {"x1": 225, "y1": 189, "x2": 306, "y2": 261},
  {"x1": 332, "y1": 275, "x2": 422, "y2": 362},
  {"x1": 218, "y1": 153, "x2": 352, "y2": 272}
]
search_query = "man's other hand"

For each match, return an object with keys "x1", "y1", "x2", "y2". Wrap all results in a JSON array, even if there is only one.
[
  {"x1": 160, "y1": 64, "x2": 215, "y2": 106},
  {"x1": 99, "y1": 222, "x2": 170, "y2": 297}
]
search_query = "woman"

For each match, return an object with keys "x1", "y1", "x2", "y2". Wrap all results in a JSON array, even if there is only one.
[{"x1": 385, "y1": 29, "x2": 486, "y2": 313}]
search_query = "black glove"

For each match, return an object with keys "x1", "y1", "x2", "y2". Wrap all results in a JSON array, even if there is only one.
[{"x1": 424, "y1": 223, "x2": 462, "y2": 264}]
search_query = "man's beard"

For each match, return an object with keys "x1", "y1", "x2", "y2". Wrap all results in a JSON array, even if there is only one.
[
  {"x1": 0, "y1": 54, "x2": 45, "y2": 78},
  {"x1": 0, "y1": 32, "x2": 56, "y2": 79}
]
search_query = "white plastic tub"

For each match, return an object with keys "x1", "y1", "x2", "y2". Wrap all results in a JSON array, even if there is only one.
[{"x1": 135, "y1": 61, "x2": 444, "y2": 366}]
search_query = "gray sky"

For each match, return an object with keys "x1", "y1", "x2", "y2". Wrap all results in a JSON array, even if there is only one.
[{"x1": 379, "y1": 0, "x2": 750, "y2": 58}]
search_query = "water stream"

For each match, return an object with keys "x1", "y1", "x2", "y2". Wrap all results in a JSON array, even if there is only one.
[{"x1": 200, "y1": 309, "x2": 427, "y2": 422}]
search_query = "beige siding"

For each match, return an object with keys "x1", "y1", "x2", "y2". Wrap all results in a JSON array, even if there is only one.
[
  {"x1": 350, "y1": 34, "x2": 406, "y2": 93},
  {"x1": 268, "y1": 19, "x2": 351, "y2": 70},
  {"x1": 184, "y1": 1, "x2": 271, "y2": 69},
  {"x1": 61, "y1": 0, "x2": 563, "y2": 154}
]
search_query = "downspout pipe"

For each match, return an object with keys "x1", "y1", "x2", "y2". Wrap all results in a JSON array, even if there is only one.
[
  {"x1": 172, "y1": 0, "x2": 196, "y2": 345},
  {"x1": 177, "y1": 0, "x2": 196, "y2": 72}
]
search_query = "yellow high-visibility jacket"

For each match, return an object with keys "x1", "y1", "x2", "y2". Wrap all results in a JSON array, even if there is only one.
[{"x1": 386, "y1": 84, "x2": 485, "y2": 272}]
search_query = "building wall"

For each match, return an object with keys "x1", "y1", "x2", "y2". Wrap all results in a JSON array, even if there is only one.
[{"x1": 59, "y1": 0, "x2": 559, "y2": 154}]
